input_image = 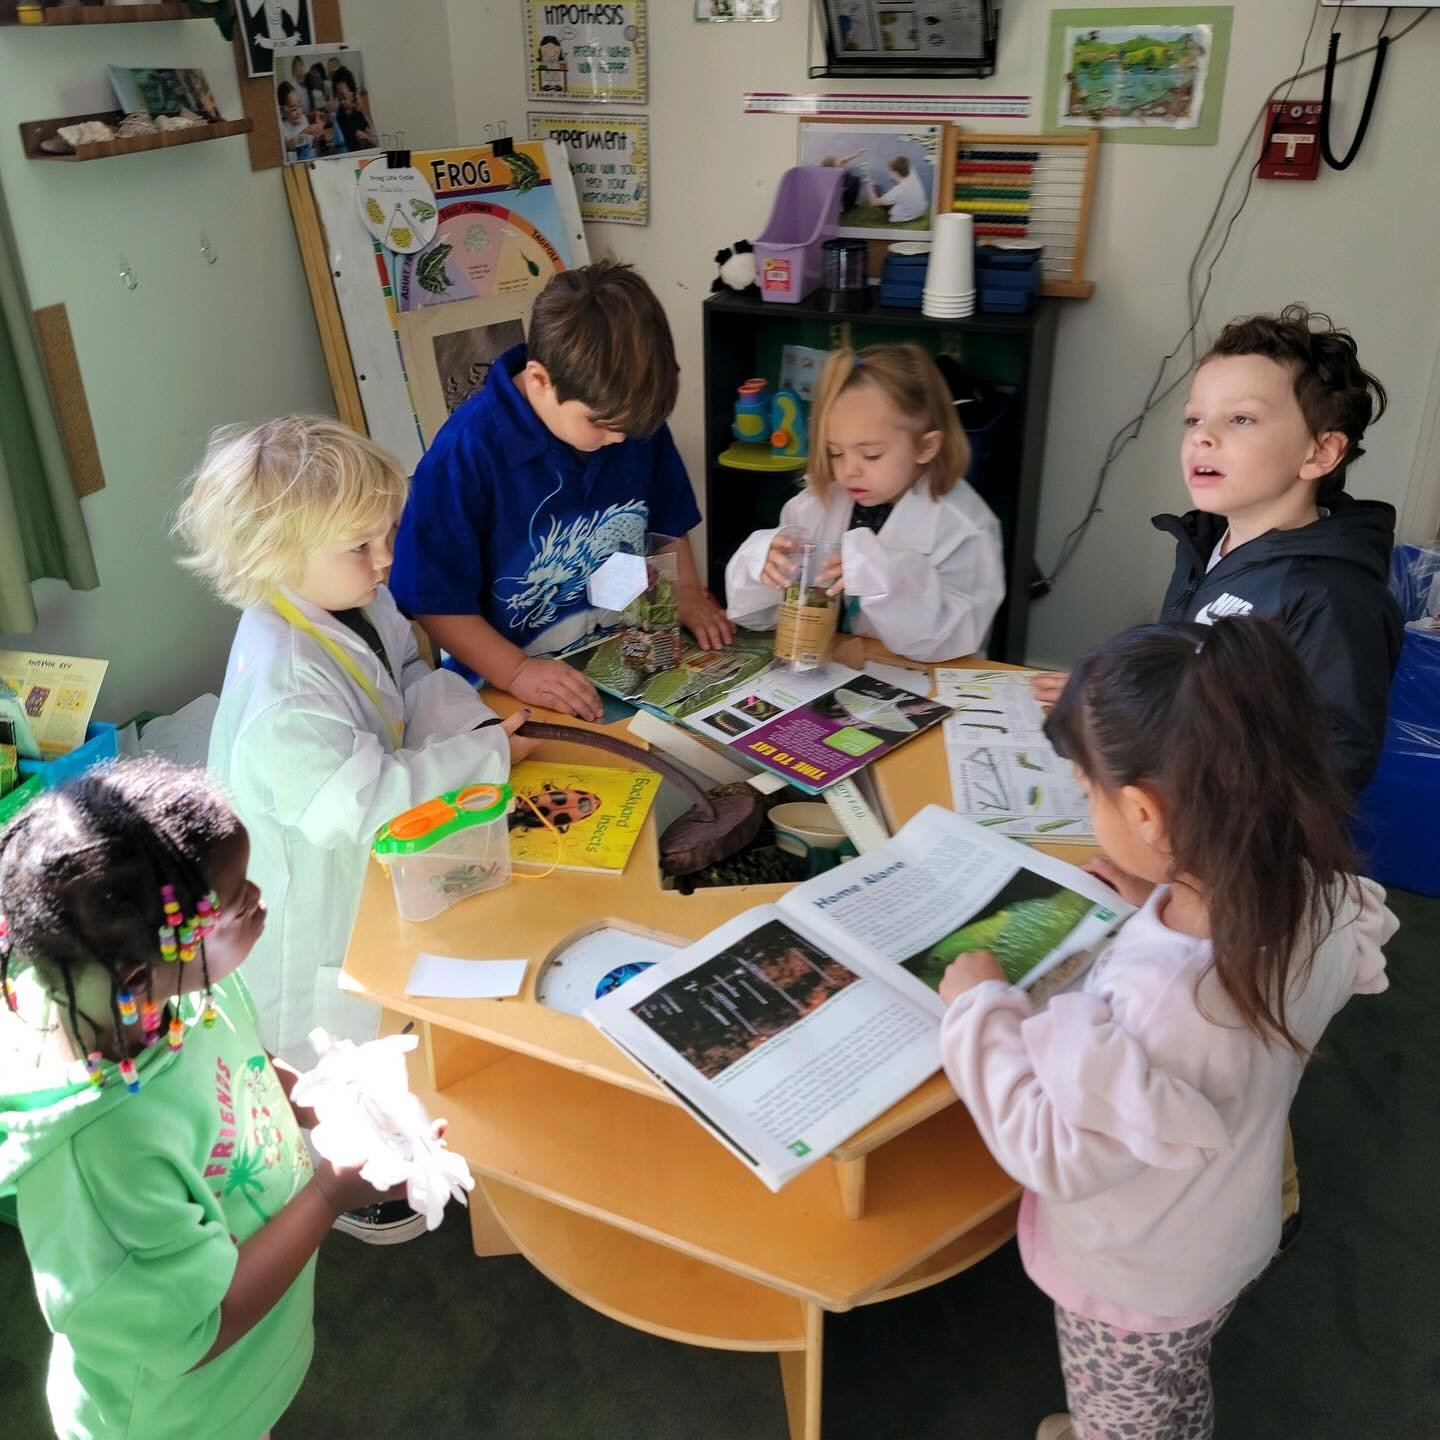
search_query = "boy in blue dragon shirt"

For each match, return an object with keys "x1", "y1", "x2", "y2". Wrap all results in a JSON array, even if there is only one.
[{"x1": 390, "y1": 260, "x2": 731, "y2": 720}]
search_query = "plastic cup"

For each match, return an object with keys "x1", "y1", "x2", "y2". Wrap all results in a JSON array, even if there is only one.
[
  {"x1": 772, "y1": 527, "x2": 841, "y2": 672},
  {"x1": 927, "y1": 212, "x2": 975, "y2": 296}
]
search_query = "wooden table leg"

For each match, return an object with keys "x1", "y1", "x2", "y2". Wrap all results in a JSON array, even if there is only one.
[{"x1": 778, "y1": 1303, "x2": 823, "y2": 1440}]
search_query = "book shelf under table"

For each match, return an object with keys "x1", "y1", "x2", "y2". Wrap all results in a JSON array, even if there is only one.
[{"x1": 350, "y1": 649, "x2": 1090, "y2": 1439}]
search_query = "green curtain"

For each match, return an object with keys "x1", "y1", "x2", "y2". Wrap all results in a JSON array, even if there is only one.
[{"x1": 0, "y1": 183, "x2": 98, "y2": 634}]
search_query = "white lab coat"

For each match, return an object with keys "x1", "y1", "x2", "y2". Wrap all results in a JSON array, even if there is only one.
[
  {"x1": 725, "y1": 480, "x2": 1005, "y2": 663},
  {"x1": 208, "y1": 585, "x2": 510, "y2": 1062}
]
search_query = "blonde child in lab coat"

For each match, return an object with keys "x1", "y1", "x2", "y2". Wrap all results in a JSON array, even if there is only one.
[
  {"x1": 175, "y1": 418, "x2": 530, "y2": 1243},
  {"x1": 726, "y1": 344, "x2": 1004, "y2": 662}
]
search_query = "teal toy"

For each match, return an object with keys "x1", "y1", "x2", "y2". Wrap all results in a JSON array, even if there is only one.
[
  {"x1": 732, "y1": 378, "x2": 770, "y2": 443},
  {"x1": 769, "y1": 387, "x2": 807, "y2": 460}
]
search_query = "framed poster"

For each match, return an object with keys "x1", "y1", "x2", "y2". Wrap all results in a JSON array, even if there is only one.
[
  {"x1": 1045, "y1": 7, "x2": 1233, "y2": 146},
  {"x1": 305, "y1": 141, "x2": 588, "y2": 472},
  {"x1": 237, "y1": 0, "x2": 315, "y2": 79},
  {"x1": 524, "y1": 0, "x2": 649, "y2": 105},
  {"x1": 528, "y1": 113, "x2": 649, "y2": 225},
  {"x1": 797, "y1": 118, "x2": 944, "y2": 241}
]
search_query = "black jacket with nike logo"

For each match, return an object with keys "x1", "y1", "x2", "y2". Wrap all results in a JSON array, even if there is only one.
[{"x1": 1153, "y1": 494, "x2": 1402, "y2": 793}]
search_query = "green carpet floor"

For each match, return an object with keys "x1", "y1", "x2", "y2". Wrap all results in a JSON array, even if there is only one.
[{"x1": 4, "y1": 888, "x2": 1437, "y2": 1438}]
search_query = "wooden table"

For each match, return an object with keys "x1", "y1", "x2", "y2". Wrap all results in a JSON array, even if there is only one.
[{"x1": 342, "y1": 651, "x2": 1088, "y2": 1439}]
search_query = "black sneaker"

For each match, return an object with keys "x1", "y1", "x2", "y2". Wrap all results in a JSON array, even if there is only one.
[{"x1": 331, "y1": 1199, "x2": 428, "y2": 1246}]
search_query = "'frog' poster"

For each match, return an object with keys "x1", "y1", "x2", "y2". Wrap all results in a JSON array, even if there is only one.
[{"x1": 306, "y1": 142, "x2": 587, "y2": 472}]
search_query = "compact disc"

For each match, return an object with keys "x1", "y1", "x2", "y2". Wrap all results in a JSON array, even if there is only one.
[{"x1": 535, "y1": 928, "x2": 678, "y2": 1015}]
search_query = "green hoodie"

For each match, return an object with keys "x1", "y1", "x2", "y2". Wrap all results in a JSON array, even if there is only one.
[{"x1": 0, "y1": 971, "x2": 315, "y2": 1440}]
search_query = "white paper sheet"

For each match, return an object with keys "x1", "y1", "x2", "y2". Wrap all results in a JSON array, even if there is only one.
[
  {"x1": 934, "y1": 668, "x2": 1094, "y2": 843},
  {"x1": 405, "y1": 954, "x2": 527, "y2": 999}
]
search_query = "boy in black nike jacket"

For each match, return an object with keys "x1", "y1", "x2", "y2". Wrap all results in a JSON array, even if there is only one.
[
  {"x1": 1035, "y1": 306, "x2": 1401, "y2": 1254},
  {"x1": 1039, "y1": 305, "x2": 1401, "y2": 795}
]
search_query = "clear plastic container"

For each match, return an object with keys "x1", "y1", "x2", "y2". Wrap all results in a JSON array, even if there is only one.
[
  {"x1": 373, "y1": 782, "x2": 514, "y2": 922},
  {"x1": 773, "y1": 527, "x2": 841, "y2": 671}
]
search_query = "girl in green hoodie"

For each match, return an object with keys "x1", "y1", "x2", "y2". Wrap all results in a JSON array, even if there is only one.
[{"x1": 0, "y1": 758, "x2": 400, "y2": 1440}]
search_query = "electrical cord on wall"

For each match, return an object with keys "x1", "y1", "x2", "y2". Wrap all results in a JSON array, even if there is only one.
[{"x1": 1038, "y1": 2, "x2": 1430, "y2": 593}]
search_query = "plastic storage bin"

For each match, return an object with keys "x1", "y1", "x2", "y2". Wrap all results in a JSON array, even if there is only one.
[
  {"x1": 1, "y1": 721, "x2": 120, "y2": 829},
  {"x1": 1353, "y1": 545, "x2": 1440, "y2": 895},
  {"x1": 16, "y1": 720, "x2": 119, "y2": 787},
  {"x1": 753, "y1": 166, "x2": 845, "y2": 305},
  {"x1": 374, "y1": 782, "x2": 514, "y2": 922}
]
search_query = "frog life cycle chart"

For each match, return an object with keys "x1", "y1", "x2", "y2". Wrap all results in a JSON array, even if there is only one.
[{"x1": 936, "y1": 669, "x2": 1094, "y2": 843}]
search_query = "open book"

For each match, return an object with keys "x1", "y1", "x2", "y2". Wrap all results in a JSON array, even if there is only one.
[{"x1": 586, "y1": 805, "x2": 1131, "y2": 1191}]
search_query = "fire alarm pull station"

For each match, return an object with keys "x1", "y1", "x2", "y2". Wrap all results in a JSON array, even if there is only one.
[{"x1": 1260, "y1": 101, "x2": 1323, "y2": 181}]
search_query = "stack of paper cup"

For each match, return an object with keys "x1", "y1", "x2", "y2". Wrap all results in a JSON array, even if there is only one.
[{"x1": 923, "y1": 212, "x2": 976, "y2": 318}]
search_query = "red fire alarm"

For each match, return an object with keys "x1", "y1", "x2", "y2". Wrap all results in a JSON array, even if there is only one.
[{"x1": 1259, "y1": 101, "x2": 1323, "y2": 181}]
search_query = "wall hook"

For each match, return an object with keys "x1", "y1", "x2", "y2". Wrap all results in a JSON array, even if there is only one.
[
  {"x1": 118, "y1": 258, "x2": 137, "y2": 291},
  {"x1": 200, "y1": 232, "x2": 218, "y2": 265}
]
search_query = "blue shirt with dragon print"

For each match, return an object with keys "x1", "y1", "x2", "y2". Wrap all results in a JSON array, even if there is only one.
[{"x1": 390, "y1": 345, "x2": 702, "y2": 683}]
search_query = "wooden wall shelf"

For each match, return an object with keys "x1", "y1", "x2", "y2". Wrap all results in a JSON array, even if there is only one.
[
  {"x1": 19, "y1": 110, "x2": 252, "y2": 160},
  {"x1": 1, "y1": 2, "x2": 199, "y2": 24}
]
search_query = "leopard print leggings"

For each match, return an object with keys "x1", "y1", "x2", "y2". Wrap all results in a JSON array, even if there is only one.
[{"x1": 1055, "y1": 1301, "x2": 1235, "y2": 1440}]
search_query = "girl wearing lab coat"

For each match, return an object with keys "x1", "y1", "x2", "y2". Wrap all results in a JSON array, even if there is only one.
[
  {"x1": 177, "y1": 417, "x2": 529, "y2": 1065},
  {"x1": 726, "y1": 344, "x2": 1004, "y2": 663}
]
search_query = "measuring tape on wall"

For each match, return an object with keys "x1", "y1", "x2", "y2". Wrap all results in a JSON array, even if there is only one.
[{"x1": 744, "y1": 92, "x2": 1031, "y2": 120}]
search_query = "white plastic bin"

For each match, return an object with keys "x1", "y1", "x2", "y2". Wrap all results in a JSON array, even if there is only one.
[{"x1": 373, "y1": 782, "x2": 513, "y2": 922}]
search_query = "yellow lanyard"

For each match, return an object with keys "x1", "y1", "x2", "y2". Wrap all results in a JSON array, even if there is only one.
[{"x1": 270, "y1": 593, "x2": 403, "y2": 750}]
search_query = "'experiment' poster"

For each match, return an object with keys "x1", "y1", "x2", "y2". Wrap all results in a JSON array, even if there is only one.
[{"x1": 529, "y1": 113, "x2": 649, "y2": 225}]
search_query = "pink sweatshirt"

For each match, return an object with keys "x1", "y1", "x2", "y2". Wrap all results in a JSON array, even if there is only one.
[{"x1": 940, "y1": 878, "x2": 1394, "y2": 1331}]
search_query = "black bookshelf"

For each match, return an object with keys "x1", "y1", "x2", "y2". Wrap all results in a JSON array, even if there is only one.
[{"x1": 702, "y1": 290, "x2": 1059, "y2": 663}]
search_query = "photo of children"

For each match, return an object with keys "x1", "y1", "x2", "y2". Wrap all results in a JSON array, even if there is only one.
[
  {"x1": 633, "y1": 920, "x2": 859, "y2": 1080},
  {"x1": 798, "y1": 121, "x2": 942, "y2": 239},
  {"x1": 902, "y1": 869, "x2": 1099, "y2": 991},
  {"x1": 271, "y1": 46, "x2": 376, "y2": 165}
]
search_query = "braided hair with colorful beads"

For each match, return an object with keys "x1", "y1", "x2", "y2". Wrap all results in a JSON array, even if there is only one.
[{"x1": 0, "y1": 757, "x2": 242, "y2": 1093}]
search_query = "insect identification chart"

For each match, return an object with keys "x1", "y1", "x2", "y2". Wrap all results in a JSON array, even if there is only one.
[{"x1": 937, "y1": 669, "x2": 1094, "y2": 843}]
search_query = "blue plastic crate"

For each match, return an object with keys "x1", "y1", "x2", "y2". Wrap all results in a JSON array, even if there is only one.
[
  {"x1": 979, "y1": 287, "x2": 1035, "y2": 315},
  {"x1": 976, "y1": 244, "x2": 1044, "y2": 270},
  {"x1": 17, "y1": 721, "x2": 120, "y2": 790},
  {"x1": 976, "y1": 266, "x2": 1040, "y2": 293}
]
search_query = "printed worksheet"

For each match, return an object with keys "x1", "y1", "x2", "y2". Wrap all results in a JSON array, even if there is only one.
[{"x1": 935, "y1": 669, "x2": 1094, "y2": 843}]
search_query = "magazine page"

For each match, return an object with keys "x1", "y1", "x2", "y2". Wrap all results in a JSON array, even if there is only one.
[
  {"x1": 584, "y1": 904, "x2": 940, "y2": 1191},
  {"x1": 0, "y1": 650, "x2": 109, "y2": 761},
  {"x1": 781, "y1": 805, "x2": 1131, "y2": 1015},
  {"x1": 682, "y1": 665, "x2": 954, "y2": 794},
  {"x1": 935, "y1": 668, "x2": 1094, "y2": 843},
  {"x1": 580, "y1": 629, "x2": 775, "y2": 721}
]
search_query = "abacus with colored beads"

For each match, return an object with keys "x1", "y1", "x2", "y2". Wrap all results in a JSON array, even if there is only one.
[{"x1": 940, "y1": 129, "x2": 1098, "y2": 299}]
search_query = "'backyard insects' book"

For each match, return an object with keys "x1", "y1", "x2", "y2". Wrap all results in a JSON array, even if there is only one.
[{"x1": 508, "y1": 760, "x2": 661, "y2": 876}]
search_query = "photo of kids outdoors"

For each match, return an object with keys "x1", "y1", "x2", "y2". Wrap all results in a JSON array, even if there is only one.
[
  {"x1": 799, "y1": 120, "x2": 942, "y2": 239},
  {"x1": 273, "y1": 46, "x2": 377, "y2": 164}
]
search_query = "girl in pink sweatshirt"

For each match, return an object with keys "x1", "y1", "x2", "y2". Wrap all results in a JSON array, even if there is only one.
[{"x1": 938, "y1": 617, "x2": 1395, "y2": 1440}]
